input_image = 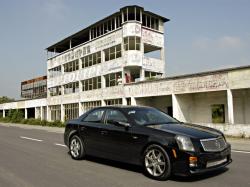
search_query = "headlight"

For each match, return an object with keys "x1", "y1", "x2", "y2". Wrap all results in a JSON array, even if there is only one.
[{"x1": 175, "y1": 135, "x2": 195, "y2": 152}]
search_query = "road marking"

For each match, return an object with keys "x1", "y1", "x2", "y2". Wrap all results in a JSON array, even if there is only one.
[
  {"x1": 232, "y1": 150, "x2": 250, "y2": 154},
  {"x1": 20, "y1": 136, "x2": 43, "y2": 142},
  {"x1": 54, "y1": 143, "x2": 67, "y2": 147}
]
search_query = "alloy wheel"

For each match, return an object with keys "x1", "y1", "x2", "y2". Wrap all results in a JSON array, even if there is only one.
[
  {"x1": 145, "y1": 148, "x2": 166, "y2": 177},
  {"x1": 70, "y1": 138, "x2": 81, "y2": 158}
]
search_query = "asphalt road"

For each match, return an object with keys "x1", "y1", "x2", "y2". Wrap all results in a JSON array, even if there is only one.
[{"x1": 0, "y1": 124, "x2": 250, "y2": 187}]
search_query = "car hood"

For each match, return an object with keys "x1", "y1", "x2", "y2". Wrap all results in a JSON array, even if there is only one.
[{"x1": 147, "y1": 123, "x2": 222, "y2": 139}]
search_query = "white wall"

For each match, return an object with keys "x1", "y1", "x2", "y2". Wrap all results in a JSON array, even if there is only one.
[
  {"x1": 191, "y1": 91, "x2": 228, "y2": 123},
  {"x1": 136, "y1": 95, "x2": 172, "y2": 113},
  {"x1": 233, "y1": 89, "x2": 250, "y2": 124},
  {"x1": 173, "y1": 91, "x2": 228, "y2": 124}
]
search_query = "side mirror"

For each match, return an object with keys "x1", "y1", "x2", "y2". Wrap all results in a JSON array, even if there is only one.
[
  {"x1": 117, "y1": 121, "x2": 131, "y2": 128},
  {"x1": 107, "y1": 120, "x2": 131, "y2": 128}
]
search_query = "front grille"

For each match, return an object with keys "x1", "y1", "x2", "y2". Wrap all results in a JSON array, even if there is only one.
[{"x1": 200, "y1": 137, "x2": 227, "y2": 152}]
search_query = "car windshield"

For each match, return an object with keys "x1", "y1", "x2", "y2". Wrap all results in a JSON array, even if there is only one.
[{"x1": 127, "y1": 108, "x2": 179, "y2": 126}]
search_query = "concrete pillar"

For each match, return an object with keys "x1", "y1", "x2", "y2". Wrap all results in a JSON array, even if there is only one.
[
  {"x1": 25, "y1": 108, "x2": 28, "y2": 119},
  {"x1": 101, "y1": 100, "x2": 106, "y2": 106},
  {"x1": 161, "y1": 48, "x2": 166, "y2": 76},
  {"x1": 79, "y1": 81, "x2": 83, "y2": 93},
  {"x1": 35, "y1": 107, "x2": 39, "y2": 119},
  {"x1": 172, "y1": 94, "x2": 191, "y2": 123},
  {"x1": 61, "y1": 64, "x2": 64, "y2": 75},
  {"x1": 79, "y1": 102, "x2": 83, "y2": 117},
  {"x1": 3, "y1": 110, "x2": 5, "y2": 118},
  {"x1": 61, "y1": 104, "x2": 65, "y2": 122},
  {"x1": 140, "y1": 68, "x2": 145, "y2": 81},
  {"x1": 79, "y1": 58, "x2": 83, "y2": 70},
  {"x1": 47, "y1": 106, "x2": 51, "y2": 122},
  {"x1": 69, "y1": 39, "x2": 72, "y2": 49},
  {"x1": 40, "y1": 106, "x2": 44, "y2": 120},
  {"x1": 101, "y1": 75, "x2": 106, "y2": 88},
  {"x1": 227, "y1": 89, "x2": 234, "y2": 124},
  {"x1": 122, "y1": 98, "x2": 127, "y2": 106},
  {"x1": 172, "y1": 94, "x2": 185, "y2": 122},
  {"x1": 172, "y1": 94, "x2": 179, "y2": 120},
  {"x1": 131, "y1": 97, "x2": 137, "y2": 106}
]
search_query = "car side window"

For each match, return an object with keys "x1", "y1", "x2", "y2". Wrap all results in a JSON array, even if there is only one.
[
  {"x1": 105, "y1": 109, "x2": 128, "y2": 124},
  {"x1": 83, "y1": 109, "x2": 105, "y2": 123}
]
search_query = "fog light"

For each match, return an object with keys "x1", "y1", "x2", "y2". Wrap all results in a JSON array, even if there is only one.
[{"x1": 189, "y1": 156, "x2": 198, "y2": 167}]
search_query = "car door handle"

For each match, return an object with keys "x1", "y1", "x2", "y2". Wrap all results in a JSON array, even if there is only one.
[{"x1": 100, "y1": 130, "x2": 108, "y2": 135}]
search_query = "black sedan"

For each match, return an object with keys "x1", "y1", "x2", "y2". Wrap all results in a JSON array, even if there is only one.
[{"x1": 64, "y1": 106, "x2": 232, "y2": 180}]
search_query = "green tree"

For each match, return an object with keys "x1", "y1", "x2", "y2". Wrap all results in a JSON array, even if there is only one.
[{"x1": 0, "y1": 96, "x2": 15, "y2": 104}]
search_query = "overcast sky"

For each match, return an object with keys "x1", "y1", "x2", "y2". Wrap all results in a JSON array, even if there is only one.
[{"x1": 0, "y1": 0, "x2": 249, "y2": 99}]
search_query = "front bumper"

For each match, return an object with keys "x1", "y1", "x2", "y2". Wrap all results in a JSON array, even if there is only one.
[
  {"x1": 190, "y1": 158, "x2": 232, "y2": 174},
  {"x1": 172, "y1": 144, "x2": 232, "y2": 176}
]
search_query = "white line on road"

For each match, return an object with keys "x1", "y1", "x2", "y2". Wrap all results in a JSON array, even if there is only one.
[
  {"x1": 232, "y1": 150, "x2": 250, "y2": 154},
  {"x1": 54, "y1": 143, "x2": 67, "y2": 147},
  {"x1": 20, "y1": 136, "x2": 43, "y2": 142}
]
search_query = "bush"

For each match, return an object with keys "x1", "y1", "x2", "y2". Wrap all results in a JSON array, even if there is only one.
[
  {"x1": 0, "y1": 115, "x2": 65, "y2": 128},
  {"x1": 26, "y1": 118, "x2": 42, "y2": 126},
  {"x1": 20, "y1": 119, "x2": 29, "y2": 124},
  {"x1": 9, "y1": 109, "x2": 24, "y2": 123}
]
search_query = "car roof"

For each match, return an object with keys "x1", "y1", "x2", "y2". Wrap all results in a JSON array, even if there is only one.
[{"x1": 94, "y1": 105, "x2": 154, "y2": 110}]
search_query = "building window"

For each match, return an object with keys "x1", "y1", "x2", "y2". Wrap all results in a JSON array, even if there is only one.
[
  {"x1": 105, "y1": 98, "x2": 122, "y2": 106},
  {"x1": 21, "y1": 77, "x2": 47, "y2": 99},
  {"x1": 64, "y1": 82, "x2": 79, "y2": 94},
  {"x1": 82, "y1": 101, "x2": 102, "y2": 113},
  {"x1": 64, "y1": 103, "x2": 79, "y2": 121},
  {"x1": 142, "y1": 14, "x2": 159, "y2": 30},
  {"x1": 82, "y1": 76, "x2": 101, "y2": 91},
  {"x1": 116, "y1": 14, "x2": 122, "y2": 28},
  {"x1": 211, "y1": 104, "x2": 225, "y2": 123},
  {"x1": 63, "y1": 60, "x2": 79, "y2": 73},
  {"x1": 49, "y1": 86, "x2": 61, "y2": 96},
  {"x1": 126, "y1": 98, "x2": 131, "y2": 105},
  {"x1": 104, "y1": 44, "x2": 122, "y2": 61},
  {"x1": 124, "y1": 36, "x2": 140, "y2": 51},
  {"x1": 123, "y1": 7, "x2": 141, "y2": 22},
  {"x1": 145, "y1": 71, "x2": 162, "y2": 79},
  {"x1": 105, "y1": 72, "x2": 122, "y2": 87},
  {"x1": 90, "y1": 14, "x2": 122, "y2": 40},
  {"x1": 82, "y1": 51, "x2": 101, "y2": 68},
  {"x1": 49, "y1": 66, "x2": 61, "y2": 78},
  {"x1": 50, "y1": 105, "x2": 61, "y2": 121}
]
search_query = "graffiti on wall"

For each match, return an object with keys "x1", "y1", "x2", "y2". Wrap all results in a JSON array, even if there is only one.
[
  {"x1": 125, "y1": 73, "x2": 228, "y2": 97},
  {"x1": 123, "y1": 23, "x2": 141, "y2": 37},
  {"x1": 142, "y1": 29, "x2": 164, "y2": 47},
  {"x1": 48, "y1": 30, "x2": 122, "y2": 69},
  {"x1": 142, "y1": 57, "x2": 164, "y2": 72},
  {"x1": 173, "y1": 74, "x2": 228, "y2": 93}
]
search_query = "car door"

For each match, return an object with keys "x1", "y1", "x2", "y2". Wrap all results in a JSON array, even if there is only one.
[
  {"x1": 79, "y1": 108, "x2": 106, "y2": 156},
  {"x1": 98, "y1": 109, "x2": 138, "y2": 163}
]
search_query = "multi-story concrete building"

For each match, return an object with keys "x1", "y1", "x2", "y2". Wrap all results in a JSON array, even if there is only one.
[
  {"x1": 45, "y1": 5, "x2": 168, "y2": 121},
  {"x1": 0, "y1": 6, "x2": 250, "y2": 137},
  {"x1": 21, "y1": 76, "x2": 47, "y2": 99}
]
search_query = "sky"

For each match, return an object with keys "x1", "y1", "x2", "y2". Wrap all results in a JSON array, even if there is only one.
[{"x1": 0, "y1": 0, "x2": 250, "y2": 99}]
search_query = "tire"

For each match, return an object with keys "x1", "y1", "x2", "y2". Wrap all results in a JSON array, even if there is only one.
[
  {"x1": 143, "y1": 144, "x2": 172, "y2": 180},
  {"x1": 69, "y1": 135, "x2": 85, "y2": 160}
]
